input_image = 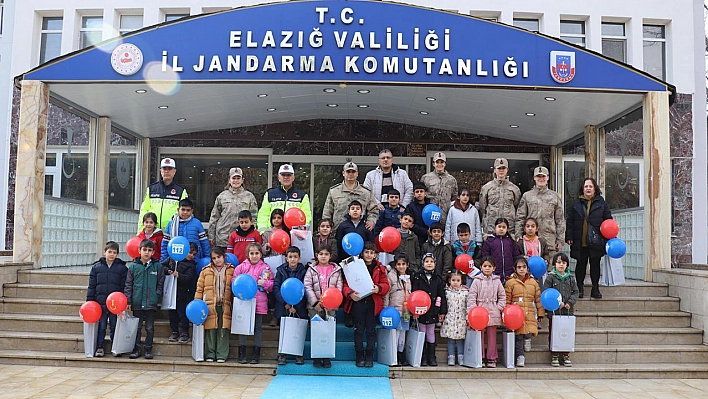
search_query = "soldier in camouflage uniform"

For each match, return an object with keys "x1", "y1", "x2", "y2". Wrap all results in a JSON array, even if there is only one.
[
  {"x1": 479, "y1": 158, "x2": 521, "y2": 237},
  {"x1": 420, "y1": 152, "x2": 458, "y2": 226},
  {"x1": 322, "y1": 162, "x2": 378, "y2": 231},
  {"x1": 208, "y1": 167, "x2": 259, "y2": 249}
]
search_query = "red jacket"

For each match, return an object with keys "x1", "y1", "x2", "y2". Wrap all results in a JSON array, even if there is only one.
[
  {"x1": 137, "y1": 229, "x2": 164, "y2": 261},
  {"x1": 342, "y1": 259, "x2": 390, "y2": 316},
  {"x1": 227, "y1": 227, "x2": 262, "y2": 265}
]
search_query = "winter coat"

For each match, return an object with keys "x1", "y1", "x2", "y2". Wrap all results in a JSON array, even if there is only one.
[
  {"x1": 124, "y1": 258, "x2": 165, "y2": 311},
  {"x1": 452, "y1": 240, "x2": 477, "y2": 259},
  {"x1": 516, "y1": 235, "x2": 550, "y2": 259},
  {"x1": 445, "y1": 202, "x2": 483, "y2": 245},
  {"x1": 161, "y1": 257, "x2": 196, "y2": 302},
  {"x1": 137, "y1": 229, "x2": 164, "y2": 261},
  {"x1": 504, "y1": 273, "x2": 545, "y2": 335},
  {"x1": 261, "y1": 227, "x2": 291, "y2": 258},
  {"x1": 335, "y1": 215, "x2": 374, "y2": 262},
  {"x1": 273, "y1": 262, "x2": 309, "y2": 319},
  {"x1": 342, "y1": 260, "x2": 390, "y2": 316},
  {"x1": 393, "y1": 230, "x2": 421, "y2": 271},
  {"x1": 383, "y1": 268, "x2": 411, "y2": 316},
  {"x1": 440, "y1": 286, "x2": 469, "y2": 339},
  {"x1": 467, "y1": 274, "x2": 506, "y2": 327},
  {"x1": 363, "y1": 164, "x2": 414, "y2": 207},
  {"x1": 420, "y1": 170, "x2": 458, "y2": 225},
  {"x1": 373, "y1": 204, "x2": 406, "y2": 236},
  {"x1": 516, "y1": 186, "x2": 566, "y2": 249},
  {"x1": 421, "y1": 238, "x2": 454, "y2": 277},
  {"x1": 479, "y1": 177, "x2": 521, "y2": 236},
  {"x1": 257, "y1": 184, "x2": 312, "y2": 230},
  {"x1": 226, "y1": 226, "x2": 262, "y2": 265},
  {"x1": 482, "y1": 235, "x2": 521, "y2": 278},
  {"x1": 208, "y1": 186, "x2": 259, "y2": 247},
  {"x1": 194, "y1": 263, "x2": 235, "y2": 330},
  {"x1": 405, "y1": 198, "x2": 431, "y2": 247},
  {"x1": 312, "y1": 235, "x2": 338, "y2": 263},
  {"x1": 231, "y1": 260, "x2": 274, "y2": 315},
  {"x1": 322, "y1": 181, "x2": 379, "y2": 231},
  {"x1": 304, "y1": 263, "x2": 344, "y2": 308},
  {"x1": 543, "y1": 270, "x2": 579, "y2": 318},
  {"x1": 160, "y1": 216, "x2": 210, "y2": 262},
  {"x1": 566, "y1": 195, "x2": 613, "y2": 260},
  {"x1": 87, "y1": 257, "x2": 128, "y2": 305},
  {"x1": 138, "y1": 179, "x2": 188, "y2": 232},
  {"x1": 410, "y1": 270, "x2": 448, "y2": 325}
]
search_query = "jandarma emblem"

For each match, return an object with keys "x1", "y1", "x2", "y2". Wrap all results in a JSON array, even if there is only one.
[{"x1": 550, "y1": 51, "x2": 575, "y2": 83}]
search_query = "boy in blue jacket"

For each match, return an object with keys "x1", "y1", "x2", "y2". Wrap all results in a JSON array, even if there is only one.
[
  {"x1": 373, "y1": 189, "x2": 406, "y2": 236},
  {"x1": 335, "y1": 200, "x2": 374, "y2": 263},
  {"x1": 161, "y1": 198, "x2": 211, "y2": 262}
]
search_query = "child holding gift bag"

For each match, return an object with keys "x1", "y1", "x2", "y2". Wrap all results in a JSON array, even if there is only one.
[
  {"x1": 467, "y1": 256, "x2": 506, "y2": 368},
  {"x1": 383, "y1": 253, "x2": 412, "y2": 366},
  {"x1": 273, "y1": 246, "x2": 308, "y2": 366},
  {"x1": 543, "y1": 252, "x2": 579, "y2": 367},
  {"x1": 440, "y1": 270, "x2": 469, "y2": 366},
  {"x1": 411, "y1": 253, "x2": 447, "y2": 366},
  {"x1": 504, "y1": 257, "x2": 545, "y2": 367}
]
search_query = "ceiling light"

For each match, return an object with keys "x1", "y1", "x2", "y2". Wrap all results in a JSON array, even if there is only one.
[
  {"x1": 257, "y1": 94, "x2": 268, "y2": 98},
  {"x1": 420, "y1": 111, "x2": 429, "y2": 115},
  {"x1": 323, "y1": 88, "x2": 336, "y2": 93},
  {"x1": 267, "y1": 108, "x2": 276, "y2": 112},
  {"x1": 426, "y1": 97, "x2": 436, "y2": 101},
  {"x1": 357, "y1": 89, "x2": 370, "y2": 94},
  {"x1": 544, "y1": 97, "x2": 556, "y2": 101},
  {"x1": 525, "y1": 112, "x2": 536, "y2": 117},
  {"x1": 327, "y1": 104, "x2": 338, "y2": 107},
  {"x1": 510, "y1": 124, "x2": 519, "y2": 128},
  {"x1": 176, "y1": 118, "x2": 186, "y2": 122},
  {"x1": 135, "y1": 89, "x2": 147, "y2": 94},
  {"x1": 158, "y1": 105, "x2": 168, "y2": 109},
  {"x1": 357, "y1": 104, "x2": 369, "y2": 108}
]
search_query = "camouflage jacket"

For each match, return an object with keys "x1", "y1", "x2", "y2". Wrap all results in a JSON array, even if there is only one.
[
  {"x1": 322, "y1": 181, "x2": 378, "y2": 230},
  {"x1": 515, "y1": 186, "x2": 566, "y2": 249},
  {"x1": 208, "y1": 186, "x2": 259, "y2": 247},
  {"x1": 420, "y1": 171, "x2": 458, "y2": 225},
  {"x1": 479, "y1": 177, "x2": 521, "y2": 236}
]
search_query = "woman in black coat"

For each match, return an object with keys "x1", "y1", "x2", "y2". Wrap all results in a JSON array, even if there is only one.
[{"x1": 565, "y1": 177, "x2": 612, "y2": 299}]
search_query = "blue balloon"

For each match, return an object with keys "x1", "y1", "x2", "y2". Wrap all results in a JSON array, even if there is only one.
[
  {"x1": 186, "y1": 299, "x2": 209, "y2": 325},
  {"x1": 167, "y1": 236, "x2": 190, "y2": 261},
  {"x1": 281, "y1": 277, "x2": 305, "y2": 305},
  {"x1": 606, "y1": 238, "x2": 627, "y2": 259},
  {"x1": 197, "y1": 256, "x2": 211, "y2": 270},
  {"x1": 540, "y1": 288, "x2": 562, "y2": 312},
  {"x1": 528, "y1": 256, "x2": 547, "y2": 279},
  {"x1": 379, "y1": 306, "x2": 401, "y2": 330},
  {"x1": 342, "y1": 232, "x2": 364, "y2": 256},
  {"x1": 225, "y1": 253, "x2": 239, "y2": 266},
  {"x1": 231, "y1": 274, "x2": 258, "y2": 300},
  {"x1": 421, "y1": 204, "x2": 443, "y2": 226}
]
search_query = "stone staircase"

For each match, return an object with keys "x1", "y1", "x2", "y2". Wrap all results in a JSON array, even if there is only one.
[{"x1": 0, "y1": 268, "x2": 707, "y2": 379}]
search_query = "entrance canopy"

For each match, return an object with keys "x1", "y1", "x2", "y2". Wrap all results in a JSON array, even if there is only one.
[{"x1": 19, "y1": 0, "x2": 673, "y2": 145}]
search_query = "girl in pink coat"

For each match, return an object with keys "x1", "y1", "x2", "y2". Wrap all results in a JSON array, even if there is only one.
[
  {"x1": 467, "y1": 256, "x2": 506, "y2": 368},
  {"x1": 231, "y1": 242, "x2": 273, "y2": 364}
]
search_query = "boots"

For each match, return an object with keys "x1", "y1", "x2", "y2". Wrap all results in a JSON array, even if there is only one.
[
  {"x1": 578, "y1": 284, "x2": 584, "y2": 298},
  {"x1": 427, "y1": 343, "x2": 437, "y2": 366},
  {"x1": 129, "y1": 346, "x2": 141, "y2": 359},
  {"x1": 397, "y1": 351, "x2": 409, "y2": 366},
  {"x1": 591, "y1": 285, "x2": 602, "y2": 299},
  {"x1": 364, "y1": 350, "x2": 374, "y2": 368},
  {"x1": 144, "y1": 346, "x2": 153, "y2": 360},
  {"x1": 420, "y1": 344, "x2": 428, "y2": 367},
  {"x1": 237, "y1": 346, "x2": 247, "y2": 364},
  {"x1": 355, "y1": 350, "x2": 365, "y2": 367},
  {"x1": 249, "y1": 346, "x2": 261, "y2": 364}
]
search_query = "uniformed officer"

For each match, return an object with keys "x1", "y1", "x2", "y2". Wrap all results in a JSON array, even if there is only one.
[
  {"x1": 322, "y1": 162, "x2": 378, "y2": 231},
  {"x1": 257, "y1": 164, "x2": 312, "y2": 230},
  {"x1": 479, "y1": 158, "x2": 521, "y2": 238},
  {"x1": 138, "y1": 158, "x2": 188, "y2": 232},
  {"x1": 420, "y1": 152, "x2": 458, "y2": 225}
]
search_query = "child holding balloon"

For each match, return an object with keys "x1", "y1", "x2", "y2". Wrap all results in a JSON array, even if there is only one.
[
  {"x1": 411, "y1": 253, "x2": 447, "y2": 366},
  {"x1": 440, "y1": 270, "x2": 469, "y2": 366},
  {"x1": 274, "y1": 246, "x2": 309, "y2": 366},
  {"x1": 335, "y1": 200, "x2": 374, "y2": 263},
  {"x1": 467, "y1": 256, "x2": 506, "y2": 368},
  {"x1": 163, "y1": 242, "x2": 197, "y2": 344},
  {"x1": 481, "y1": 217, "x2": 521, "y2": 282},
  {"x1": 383, "y1": 253, "x2": 412, "y2": 366},
  {"x1": 504, "y1": 257, "x2": 545, "y2": 367},
  {"x1": 543, "y1": 252, "x2": 579, "y2": 367},
  {"x1": 262, "y1": 209, "x2": 289, "y2": 257}
]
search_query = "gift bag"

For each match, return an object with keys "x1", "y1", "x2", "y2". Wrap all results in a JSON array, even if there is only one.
[
  {"x1": 161, "y1": 274, "x2": 177, "y2": 310},
  {"x1": 83, "y1": 322, "x2": 98, "y2": 358},
  {"x1": 501, "y1": 331, "x2": 515, "y2": 369},
  {"x1": 601, "y1": 256, "x2": 626, "y2": 286},
  {"x1": 192, "y1": 324, "x2": 205, "y2": 362},
  {"x1": 462, "y1": 329, "x2": 483, "y2": 368},
  {"x1": 405, "y1": 328, "x2": 425, "y2": 367},
  {"x1": 550, "y1": 315, "x2": 576, "y2": 352},
  {"x1": 111, "y1": 314, "x2": 139, "y2": 355},
  {"x1": 278, "y1": 316, "x2": 308, "y2": 356},
  {"x1": 377, "y1": 328, "x2": 398, "y2": 366},
  {"x1": 341, "y1": 256, "x2": 374, "y2": 298},
  {"x1": 231, "y1": 298, "x2": 256, "y2": 335},
  {"x1": 377, "y1": 252, "x2": 394, "y2": 268},
  {"x1": 310, "y1": 316, "x2": 337, "y2": 358},
  {"x1": 291, "y1": 228, "x2": 315, "y2": 263},
  {"x1": 264, "y1": 255, "x2": 286, "y2": 270}
]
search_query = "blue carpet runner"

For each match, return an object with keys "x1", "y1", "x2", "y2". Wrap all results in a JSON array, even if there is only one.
[{"x1": 260, "y1": 375, "x2": 393, "y2": 399}]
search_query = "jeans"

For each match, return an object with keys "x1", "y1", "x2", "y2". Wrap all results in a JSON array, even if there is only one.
[
  {"x1": 97, "y1": 305, "x2": 117, "y2": 347},
  {"x1": 238, "y1": 314, "x2": 263, "y2": 346},
  {"x1": 351, "y1": 298, "x2": 376, "y2": 352},
  {"x1": 575, "y1": 247, "x2": 601, "y2": 289},
  {"x1": 447, "y1": 338, "x2": 464, "y2": 357},
  {"x1": 515, "y1": 333, "x2": 532, "y2": 357},
  {"x1": 132, "y1": 309, "x2": 156, "y2": 349},
  {"x1": 168, "y1": 299, "x2": 190, "y2": 334}
]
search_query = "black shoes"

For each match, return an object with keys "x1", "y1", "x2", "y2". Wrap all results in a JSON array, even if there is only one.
[
  {"x1": 237, "y1": 346, "x2": 247, "y2": 364},
  {"x1": 129, "y1": 347, "x2": 141, "y2": 359},
  {"x1": 144, "y1": 347, "x2": 153, "y2": 360},
  {"x1": 169, "y1": 332, "x2": 179, "y2": 342},
  {"x1": 427, "y1": 343, "x2": 437, "y2": 367},
  {"x1": 355, "y1": 351, "x2": 365, "y2": 367},
  {"x1": 250, "y1": 346, "x2": 261, "y2": 364},
  {"x1": 364, "y1": 350, "x2": 374, "y2": 368},
  {"x1": 591, "y1": 285, "x2": 602, "y2": 299}
]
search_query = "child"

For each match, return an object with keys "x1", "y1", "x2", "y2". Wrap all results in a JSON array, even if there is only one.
[
  {"x1": 86, "y1": 241, "x2": 127, "y2": 357},
  {"x1": 481, "y1": 217, "x2": 521, "y2": 282},
  {"x1": 516, "y1": 217, "x2": 550, "y2": 260},
  {"x1": 161, "y1": 198, "x2": 211, "y2": 262},
  {"x1": 124, "y1": 239, "x2": 164, "y2": 360},
  {"x1": 227, "y1": 210, "x2": 263, "y2": 264},
  {"x1": 421, "y1": 222, "x2": 454, "y2": 277},
  {"x1": 137, "y1": 212, "x2": 163, "y2": 260},
  {"x1": 440, "y1": 270, "x2": 469, "y2": 366},
  {"x1": 383, "y1": 253, "x2": 412, "y2": 366},
  {"x1": 232, "y1": 242, "x2": 273, "y2": 364},
  {"x1": 312, "y1": 218, "x2": 338, "y2": 262},
  {"x1": 273, "y1": 246, "x2": 308, "y2": 366},
  {"x1": 467, "y1": 256, "x2": 506, "y2": 368},
  {"x1": 411, "y1": 253, "x2": 447, "y2": 367},
  {"x1": 445, "y1": 188, "x2": 482, "y2": 246},
  {"x1": 543, "y1": 252, "x2": 579, "y2": 367},
  {"x1": 405, "y1": 182, "x2": 432, "y2": 246},
  {"x1": 163, "y1": 242, "x2": 197, "y2": 343},
  {"x1": 504, "y1": 257, "x2": 545, "y2": 367},
  {"x1": 262, "y1": 209, "x2": 289, "y2": 258},
  {"x1": 394, "y1": 213, "x2": 421, "y2": 272},
  {"x1": 342, "y1": 242, "x2": 390, "y2": 367},
  {"x1": 452, "y1": 223, "x2": 477, "y2": 258},
  {"x1": 335, "y1": 200, "x2": 374, "y2": 263},
  {"x1": 373, "y1": 188, "x2": 406, "y2": 236},
  {"x1": 304, "y1": 244, "x2": 344, "y2": 368},
  {"x1": 195, "y1": 247, "x2": 235, "y2": 363}
]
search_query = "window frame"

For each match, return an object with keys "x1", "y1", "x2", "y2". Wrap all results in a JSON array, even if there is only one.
[
  {"x1": 164, "y1": 13, "x2": 189, "y2": 22},
  {"x1": 642, "y1": 24, "x2": 667, "y2": 80},
  {"x1": 513, "y1": 18, "x2": 539, "y2": 32},
  {"x1": 560, "y1": 20, "x2": 586, "y2": 48},
  {"x1": 39, "y1": 16, "x2": 63, "y2": 64},
  {"x1": 119, "y1": 14, "x2": 143, "y2": 35},
  {"x1": 79, "y1": 15, "x2": 103, "y2": 49},
  {"x1": 0, "y1": 0, "x2": 5, "y2": 35},
  {"x1": 601, "y1": 22, "x2": 627, "y2": 63}
]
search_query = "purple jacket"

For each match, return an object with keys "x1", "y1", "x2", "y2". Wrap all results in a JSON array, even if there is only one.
[
  {"x1": 481, "y1": 234, "x2": 521, "y2": 278},
  {"x1": 232, "y1": 260, "x2": 274, "y2": 315}
]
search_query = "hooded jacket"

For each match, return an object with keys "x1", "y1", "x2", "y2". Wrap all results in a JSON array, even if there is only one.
[
  {"x1": 504, "y1": 273, "x2": 545, "y2": 335},
  {"x1": 208, "y1": 185, "x2": 259, "y2": 247},
  {"x1": 161, "y1": 257, "x2": 196, "y2": 302},
  {"x1": 383, "y1": 268, "x2": 411, "y2": 317},
  {"x1": 342, "y1": 259, "x2": 390, "y2": 316},
  {"x1": 160, "y1": 215, "x2": 211, "y2": 262},
  {"x1": 467, "y1": 273, "x2": 506, "y2": 327},
  {"x1": 194, "y1": 262, "x2": 235, "y2": 330},
  {"x1": 410, "y1": 269, "x2": 448, "y2": 325},
  {"x1": 303, "y1": 262, "x2": 344, "y2": 308},
  {"x1": 421, "y1": 237, "x2": 454, "y2": 277},
  {"x1": 393, "y1": 229, "x2": 421, "y2": 272},
  {"x1": 543, "y1": 268, "x2": 579, "y2": 318},
  {"x1": 232, "y1": 260, "x2": 274, "y2": 315},
  {"x1": 124, "y1": 257, "x2": 165, "y2": 311},
  {"x1": 137, "y1": 229, "x2": 164, "y2": 261},
  {"x1": 445, "y1": 201, "x2": 483, "y2": 245},
  {"x1": 363, "y1": 165, "x2": 414, "y2": 208},
  {"x1": 482, "y1": 234, "x2": 522, "y2": 278},
  {"x1": 440, "y1": 285, "x2": 469, "y2": 339}
]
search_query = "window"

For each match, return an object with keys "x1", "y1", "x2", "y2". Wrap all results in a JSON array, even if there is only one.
[
  {"x1": 165, "y1": 13, "x2": 189, "y2": 22},
  {"x1": 0, "y1": 1, "x2": 5, "y2": 35},
  {"x1": 643, "y1": 25, "x2": 666, "y2": 80},
  {"x1": 560, "y1": 20, "x2": 586, "y2": 47},
  {"x1": 79, "y1": 16, "x2": 102, "y2": 49},
  {"x1": 119, "y1": 14, "x2": 143, "y2": 35},
  {"x1": 40, "y1": 17, "x2": 63, "y2": 64},
  {"x1": 513, "y1": 18, "x2": 539, "y2": 32},
  {"x1": 602, "y1": 22, "x2": 627, "y2": 63}
]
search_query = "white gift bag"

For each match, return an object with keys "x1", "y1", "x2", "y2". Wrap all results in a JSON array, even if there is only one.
[
  {"x1": 111, "y1": 314, "x2": 139, "y2": 355},
  {"x1": 377, "y1": 252, "x2": 394, "y2": 268},
  {"x1": 462, "y1": 329, "x2": 483, "y2": 368},
  {"x1": 377, "y1": 328, "x2": 398, "y2": 366},
  {"x1": 230, "y1": 298, "x2": 256, "y2": 335},
  {"x1": 278, "y1": 316, "x2": 308, "y2": 356},
  {"x1": 161, "y1": 274, "x2": 178, "y2": 310},
  {"x1": 601, "y1": 256, "x2": 626, "y2": 286},
  {"x1": 501, "y1": 331, "x2": 515, "y2": 369},
  {"x1": 405, "y1": 328, "x2": 425, "y2": 367},
  {"x1": 550, "y1": 315, "x2": 576, "y2": 352},
  {"x1": 83, "y1": 322, "x2": 98, "y2": 358},
  {"x1": 341, "y1": 256, "x2": 374, "y2": 298},
  {"x1": 310, "y1": 316, "x2": 337, "y2": 358},
  {"x1": 192, "y1": 324, "x2": 205, "y2": 362},
  {"x1": 291, "y1": 229, "x2": 315, "y2": 263},
  {"x1": 264, "y1": 255, "x2": 286, "y2": 270}
]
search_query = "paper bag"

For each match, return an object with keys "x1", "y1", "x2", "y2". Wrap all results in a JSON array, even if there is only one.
[
  {"x1": 264, "y1": 255, "x2": 286, "y2": 270},
  {"x1": 278, "y1": 316, "x2": 308, "y2": 356},
  {"x1": 230, "y1": 298, "x2": 256, "y2": 335},
  {"x1": 501, "y1": 331, "x2": 515, "y2": 369},
  {"x1": 601, "y1": 256, "x2": 626, "y2": 286},
  {"x1": 111, "y1": 314, "x2": 139, "y2": 355},
  {"x1": 550, "y1": 315, "x2": 576, "y2": 352},
  {"x1": 192, "y1": 324, "x2": 205, "y2": 362},
  {"x1": 161, "y1": 274, "x2": 177, "y2": 310},
  {"x1": 341, "y1": 256, "x2": 374, "y2": 298},
  {"x1": 462, "y1": 329, "x2": 483, "y2": 368},
  {"x1": 83, "y1": 322, "x2": 98, "y2": 358},
  {"x1": 291, "y1": 229, "x2": 315, "y2": 263},
  {"x1": 377, "y1": 328, "x2": 398, "y2": 366},
  {"x1": 377, "y1": 252, "x2": 394, "y2": 268},
  {"x1": 310, "y1": 317, "x2": 337, "y2": 358},
  {"x1": 405, "y1": 328, "x2": 425, "y2": 367}
]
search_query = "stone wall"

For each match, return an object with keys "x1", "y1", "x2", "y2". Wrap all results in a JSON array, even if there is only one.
[{"x1": 654, "y1": 269, "x2": 708, "y2": 344}]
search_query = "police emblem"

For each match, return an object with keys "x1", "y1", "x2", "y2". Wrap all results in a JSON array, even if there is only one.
[
  {"x1": 292, "y1": 193, "x2": 298, "y2": 198},
  {"x1": 550, "y1": 51, "x2": 575, "y2": 84}
]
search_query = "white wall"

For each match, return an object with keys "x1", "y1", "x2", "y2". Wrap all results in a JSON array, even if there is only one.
[{"x1": 0, "y1": 0, "x2": 16, "y2": 250}]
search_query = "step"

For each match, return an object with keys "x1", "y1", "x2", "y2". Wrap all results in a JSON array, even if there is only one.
[
  {"x1": 574, "y1": 296, "x2": 680, "y2": 312},
  {"x1": 17, "y1": 270, "x2": 89, "y2": 286},
  {"x1": 572, "y1": 311, "x2": 691, "y2": 328},
  {"x1": 517, "y1": 345, "x2": 708, "y2": 364},
  {"x1": 2, "y1": 283, "x2": 87, "y2": 300},
  {"x1": 0, "y1": 298, "x2": 86, "y2": 316},
  {"x1": 678, "y1": 264, "x2": 708, "y2": 272},
  {"x1": 575, "y1": 281, "x2": 668, "y2": 297},
  {"x1": 277, "y1": 361, "x2": 388, "y2": 377}
]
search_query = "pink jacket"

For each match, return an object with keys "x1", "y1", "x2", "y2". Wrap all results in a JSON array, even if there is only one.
[
  {"x1": 303, "y1": 263, "x2": 344, "y2": 307},
  {"x1": 232, "y1": 260, "x2": 274, "y2": 315},
  {"x1": 467, "y1": 274, "x2": 506, "y2": 327}
]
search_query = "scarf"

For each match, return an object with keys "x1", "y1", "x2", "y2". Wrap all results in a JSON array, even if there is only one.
[
  {"x1": 551, "y1": 268, "x2": 571, "y2": 280},
  {"x1": 170, "y1": 214, "x2": 193, "y2": 238},
  {"x1": 214, "y1": 265, "x2": 227, "y2": 305},
  {"x1": 236, "y1": 224, "x2": 255, "y2": 237}
]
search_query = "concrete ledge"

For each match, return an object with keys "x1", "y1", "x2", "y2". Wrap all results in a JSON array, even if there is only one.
[
  {"x1": 0, "y1": 262, "x2": 33, "y2": 297},
  {"x1": 654, "y1": 269, "x2": 708, "y2": 345}
]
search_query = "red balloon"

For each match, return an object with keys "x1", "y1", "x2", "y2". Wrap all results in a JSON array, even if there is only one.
[
  {"x1": 407, "y1": 290, "x2": 432, "y2": 316},
  {"x1": 106, "y1": 292, "x2": 128, "y2": 315},
  {"x1": 80, "y1": 301, "x2": 102, "y2": 323},
  {"x1": 378, "y1": 227, "x2": 402, "y2": 252},
  {"x1": 455, "y1": 254, "x2": 473, "y2": 274},
  {"x1": 284, "y1": 207, "x2": 307, "y2": 228},
  {"x1": 502, "y1": 304, "x2": 525, "y2": 331},
  {"x1": 468, "y1": 306, "x2": 490, "y2": 331},
  {"x1": 374, "y1": 238, "x2": 384, "y2": 252},
  {"x1": 270, "y1": 229, "x2": 291, "y2": 254},
  {"x1": 320, "y1": 287, "x2": 343, "y2": 310},
  {"x1": 600, "y1": 219, "x2": 620, "y2": 239},
  {"x1": 126, "y1": 236, "x2": 141, "y2": 259}
]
